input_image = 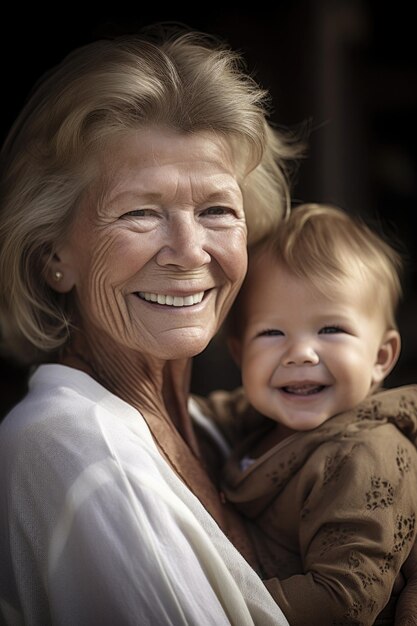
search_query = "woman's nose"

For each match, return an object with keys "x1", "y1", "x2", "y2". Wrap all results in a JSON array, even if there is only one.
[
  {"x1": 156, "y1": 215, "x2": 211, "y2": 269},
  {"x1": 282, "y1": 342, "x2": 320, "y2": 367}
]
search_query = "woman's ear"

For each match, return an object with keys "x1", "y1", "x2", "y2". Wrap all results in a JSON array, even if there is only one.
[
  {"x1": 372, "y1": 329, "x2": 401, "y2": 385},
  {"x1": 44, "y1": 250, "x2": 77, "y2": 294},
  {"x1": 227, "y1": 335, "x2": 243, "y2": 369}
]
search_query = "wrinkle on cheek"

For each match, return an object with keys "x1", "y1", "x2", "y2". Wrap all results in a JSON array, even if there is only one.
[
  {"x1": 88, "y1": 272, "x2": 132, "y2": 342},
  {"x1": 82, "y1": 237, "x2": 127, "y2": 333}
]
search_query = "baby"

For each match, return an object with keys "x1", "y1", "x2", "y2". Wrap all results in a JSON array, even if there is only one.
[{"x1": 216, "y1": 203, "x2": 417, "y2": 625}]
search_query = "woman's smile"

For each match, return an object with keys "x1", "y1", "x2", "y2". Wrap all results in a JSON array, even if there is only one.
[{"x1": 137, "y1": 290, "x2": 206, "y2": 307}]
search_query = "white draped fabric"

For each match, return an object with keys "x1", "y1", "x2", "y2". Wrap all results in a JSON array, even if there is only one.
[{"x1": 0, "y1": 364, "x2": 288, "y2": 626}]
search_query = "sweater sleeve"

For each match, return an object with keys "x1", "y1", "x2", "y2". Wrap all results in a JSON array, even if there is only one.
[
  {"x1": 264, "y1": 426, "x2": 417, "y2": 626},
  {"x1": 192, "y1": 388, "x2": 267, "y2": 446}
]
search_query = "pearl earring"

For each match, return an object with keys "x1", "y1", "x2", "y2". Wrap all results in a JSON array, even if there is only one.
[{"x1": 54, "y1": 270, "x2": 63, "y2": 282}]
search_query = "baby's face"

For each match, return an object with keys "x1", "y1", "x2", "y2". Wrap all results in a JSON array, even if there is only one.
[{"x1": 236, "y1": 252, "x2": 397, "y2": 432}]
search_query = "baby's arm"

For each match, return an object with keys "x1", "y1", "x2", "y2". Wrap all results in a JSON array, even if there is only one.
[
  {"x1": 394, "y1": 540, "x2": 417, "y2": 625},
  {"x1": 192, "y1": 387, "x2": 266, "y2": 446},
  {"x1": 264, "y1": 427, "x2": 417, "y2": 626}
]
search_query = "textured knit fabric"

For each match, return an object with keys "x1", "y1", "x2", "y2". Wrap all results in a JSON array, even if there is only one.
[
  {"x1": 0, "y1": 364, "x2": 289, "y2": 626},
  {"x1": 195, "y1": 385, "x2": 417, "y2": 626}
]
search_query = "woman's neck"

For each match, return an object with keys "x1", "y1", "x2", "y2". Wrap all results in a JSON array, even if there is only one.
[{"x1": 60, "y1": 329, "x2": 200, "y2": 456}]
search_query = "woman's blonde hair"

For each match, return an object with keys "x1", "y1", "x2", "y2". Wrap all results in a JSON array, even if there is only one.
[
  {"x1": 0, "y1": 28, "x2": 301, "y2": 363},
  {"x1": 229, "y1": 202, "x2": 404, "y2": 337}
]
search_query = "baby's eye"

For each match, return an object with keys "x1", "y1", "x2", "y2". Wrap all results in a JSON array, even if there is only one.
[
  {"x1": 319, "y1": 325, "x2": 345, "y2": 334},
  {"x1": 256, "y1": 329, "x2": 284, "y2": 337}
]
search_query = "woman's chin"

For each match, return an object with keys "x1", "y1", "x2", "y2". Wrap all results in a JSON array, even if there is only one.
[{"x1": 149, "y1": 333, "x2": 213, "y2": 361}]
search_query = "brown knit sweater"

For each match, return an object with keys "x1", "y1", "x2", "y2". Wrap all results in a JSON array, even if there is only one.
[{"x1": 194, "y1": 385, "x2": 417, "y2": 626}]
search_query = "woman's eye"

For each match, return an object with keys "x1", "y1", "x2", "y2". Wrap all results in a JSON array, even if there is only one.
[
  {"x1": 201, "y1": 206, "x2": 234, "y2": 217},
  {"x1": 319, "y1": 325, "x2": 345, "y2": 334},
  {"x1": 122, "y1": 209, "x2": 154, "y2": 218}
]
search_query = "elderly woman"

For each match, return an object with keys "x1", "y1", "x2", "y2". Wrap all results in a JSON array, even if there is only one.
[
  {"x1": 0, "y1": 29, "x2": 415, "y2": 626},
  {"x1": 0, "y1": 29, "x2": 295, "y2": 625}
]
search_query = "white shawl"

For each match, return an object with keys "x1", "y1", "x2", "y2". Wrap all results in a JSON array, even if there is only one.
[{"x1": 0, "y1": 364, "x2": 288, "y2": 626}]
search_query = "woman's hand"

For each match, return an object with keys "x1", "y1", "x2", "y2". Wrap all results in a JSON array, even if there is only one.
[{"x1": 395, "y1": 539, "x2": 417, "y2": 625}]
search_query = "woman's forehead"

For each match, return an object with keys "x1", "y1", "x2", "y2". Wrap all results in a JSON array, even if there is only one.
[
  {"x1": 99, "y1": 127, "x2": 238, "y2": 172},
  {"x1": 89, "y1": 128, "x2": 244, "y2": 203}
]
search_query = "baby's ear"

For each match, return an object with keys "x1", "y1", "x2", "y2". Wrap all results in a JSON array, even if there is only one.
[
  {"x1": 227, "y1": 336, "x2": 243, "y2": 368},
  {"x1": 372, "y1": 329, "x2": 401, "y2": 385}
]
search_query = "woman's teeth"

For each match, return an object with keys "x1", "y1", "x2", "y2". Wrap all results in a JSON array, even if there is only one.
[{"x1": 138, "y1": 291, "x2": 205, "y2": 307}]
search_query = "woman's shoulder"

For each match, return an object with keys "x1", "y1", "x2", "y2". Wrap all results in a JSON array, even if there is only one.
[
  {"x1": 0, "y1": 363, "x2": 162, "y2": 521},
  {"x1": 0, "y1": 363, "x2": 149, "y2": 474},
  {"x1": 1, "y1": 364, "x2": 104, "y2": 436}
]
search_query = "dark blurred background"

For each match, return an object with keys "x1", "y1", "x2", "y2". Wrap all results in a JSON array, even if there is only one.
[{"x1": 1, "y1": 0, "x2": 416, "y2": 416}]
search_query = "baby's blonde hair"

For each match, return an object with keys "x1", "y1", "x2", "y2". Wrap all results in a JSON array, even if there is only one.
[{"x1": 229, "y1": 203, "x2": 403, "y2": 336}]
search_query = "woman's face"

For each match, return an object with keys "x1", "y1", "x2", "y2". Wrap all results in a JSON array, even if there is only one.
[{"x1": 57, "y1": 127, "x2": 248, "y2": 360}]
